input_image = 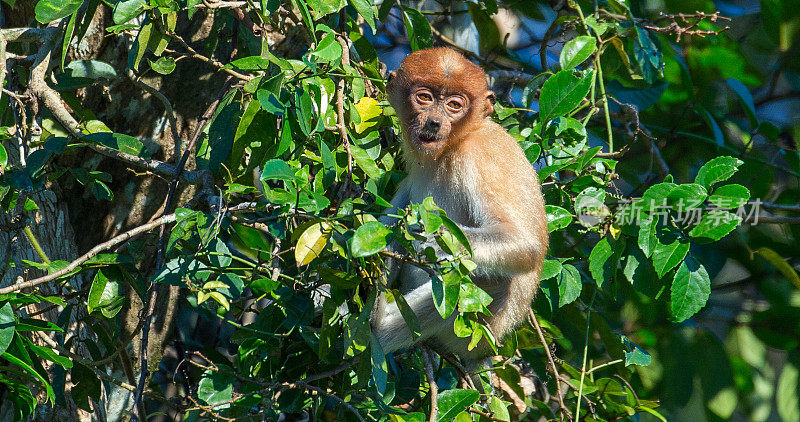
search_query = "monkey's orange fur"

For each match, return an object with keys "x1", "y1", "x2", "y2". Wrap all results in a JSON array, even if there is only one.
[{"x1": 372, "y1": 48, "x2": 548, "y2": 363}]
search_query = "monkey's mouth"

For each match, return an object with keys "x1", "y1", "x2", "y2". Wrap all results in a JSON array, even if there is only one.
[{"x1": 415, "y1": 133, "x2": 444, "y2": 148}]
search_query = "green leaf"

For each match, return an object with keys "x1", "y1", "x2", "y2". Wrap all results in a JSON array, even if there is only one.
[
  {"x1": 201, "y1": 100, "x2": 238, "y2": 172},
  {"x1": 3, "y1": 347, "x2": 55, "y2": 404},
  {"x1": 623, "y1": 245, "x2": 662, "y2": 298},
  {"x1": 197, "y1": 371, "x2": 234, "y2": 408},
  {"x1": 402, "y1": 7, "x2": 433, "y2": 50},
  {"x1": 421, "y1": 210, "x2": 443, "y2": 234},
  {"x1": 150, "y1": 57, "x2": 176, "y2": 75},
  {"x1": 349, "y1": 0, "x2": 376, "y2": 33},
  {"x1": 393, "y1": 290, "x2": 421, "y2": 338},
  {"x1": 709, "y1": 184, "x2": 750, "y2": 209},
  {"x1": 437, "y1": 389, "x2": 480, "y2": 422},
  {"x1": 556, "y1": 264, "x2": 582, "y2": 307},
  {"x1": 293, "y1": 86, "x2": 316, "y2": 137},
  {"x1": 225, "y1": 56, "x2": 270, "y2": 71},
  {"x1": 294, "y1": 222, "x2": 332, "y2": 266},
  {"x1": 689, "y1": 210, "x2": 741, "y2": 242},
  {"x1": 589, "y1": 237, "x2": 613, "y2": 288},
  {"x1": 637, "y1": 218, "x2": 657, "y2": 258},
  {"x1": 487, "y1": 396, "x2": 511, "y2": 421},
  {"x1": 351, "y1": 221, "x2": 391, "y2": 258},
  {"x1": 16, "y1": 318, "x2": 63, "y2": 332},
  {"x1": 24, "y1": 339, "x2": 72, "y2": 369},
  {"x1": 88, "y1": 268, "x2": 119, "y2": 314},
  {"x1": 370, "y1": 332, "x2": 388, "y2": 394},
  {"x1": 777, "y1": 362, "x2": 800, "y2": 422},
  {"x1": 640, "y1": 182, "x2": 677, "y2": 211},
  {"x1": 694, "y1": 156, "x2": 743, "y2": 188},
  {"x1": 441, "y1": 215, "x2": 473, "y2": 256},
  {"x1": 0, "y1": 303, "x2": 14, "y2": 355},
  {"x1": 539, "y1": 69, "x2": 593, "y2": 124},
  {"x1": 545, "y1": 205, "x2": 572, "y2": 232},
  {"x1": 560, "y1": 36, "x2": 597, "y2": 69},
  {"x1": 633, "y1": 27, "x2": 664, "y2": 83},
  {"x1": 129, "y1": 20, "x2": 152, "y2": 72},
  {"x1": 208, "y1": 238, "x2": 232, "y2": 268},
  {"x1": 432, "y1": 271, "x2": 460, "y2": 319},
  {"x1": 575, "y1": 186, "x2": 607, "y2": 227},
  {"x1": 249, "y1": 277, "x2": 280, "y2": 294},
  {"x1": 35, "y1": 0, "x2": 83, "y2": 23},
  {"x1": 61, "y1": 12, "x2": 77, "y2": 70},
  {"x1": 113, "y1": 0, "x2": 146, "y2": 24},
  {"x1": 458, "y1": 283, "x2": 492, "y2": 313},
  {"x1": 0, "y1": 143, "x2": 7, "y2": 168},
  {"x1": 350, "y1": 142, "x2": 384, "y2": 179},
  {"x1": 309, "y1": 32, "x2": 343, "y2": 64},
  {"x1": 467, "y1": 2, "x2": 501, "y2": 52},
  {"x1": 652, "y1": 237, "x2": 689, "y2": 278},
  {"x1": 621, "y1": 335, "x2": 652, "y2": 367},
  {"x1": 541, "y1": 259, "x2": 563, "y2": 280},
  {"x1": 260, "y1": 159, "x2": 298, "y2": 182},
  {"x1": 670, "y1": 257, "x2": 710, "y2": 322},
  {"x1": 84, "y1": 132, "x2": 144, "y2": 156},
  {"x1": 305, "y1": 0, "x2": 346, "y2": 19},
  {"x1": 66, "y1": 60, "x2": 117, "y2": 79},
  {"x1": 665, "y1": 183, "x2": 707, "y2": 209}
]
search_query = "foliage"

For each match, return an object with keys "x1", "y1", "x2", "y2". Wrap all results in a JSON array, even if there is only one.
[{"x1": 0, "y1": 0, "x2": 799, "y2": 421}]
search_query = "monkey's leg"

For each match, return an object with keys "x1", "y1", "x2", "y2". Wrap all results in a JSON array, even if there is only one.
[{"x1": 372, "y1": 282, "x2": 455, "y2": 354}]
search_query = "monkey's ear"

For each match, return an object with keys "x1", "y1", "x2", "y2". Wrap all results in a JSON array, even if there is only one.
[
  {"x1": 484, "y1": 91, "x2": 496, "y2": 116},
  {"x1": 387, "y1": 71, "x2": 397, "y2": 84}
]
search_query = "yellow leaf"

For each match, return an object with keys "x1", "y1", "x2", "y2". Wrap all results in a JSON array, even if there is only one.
[
  {"x1": 756, "y1": 247, "x2": 800, "y2": 290},
  {"x1": 353, "y1": 97, "x2": 382, "y2": 134},
  {"x1": 295, "y1": 221, "x2": 332, "y2": 266},
  {"x1": 203, "y1": 280, "x2": 228, "y2": 290},
  {"x1": 609, "y1": 224, "x2": 621, "y2": 239},
  {"x1": 207, "y1": 292, "x2": 230, "y2": 311}
]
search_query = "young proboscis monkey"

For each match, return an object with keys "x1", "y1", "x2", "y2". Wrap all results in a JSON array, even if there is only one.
[{"x1": 371, "y1": 47, "x2": 548, "y2": 366}]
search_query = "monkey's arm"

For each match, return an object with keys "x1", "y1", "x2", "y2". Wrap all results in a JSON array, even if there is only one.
[{"x1": 431, "y1": 224, "x2": 545, "y2": 275}]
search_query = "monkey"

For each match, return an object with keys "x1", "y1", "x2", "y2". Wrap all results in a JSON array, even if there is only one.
[{"x1": 371, "y1": 47, "x2": 548, "y2": 365}]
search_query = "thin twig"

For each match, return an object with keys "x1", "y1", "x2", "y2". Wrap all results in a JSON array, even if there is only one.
[
  {"x1": 379, "y1": 250, "x2": 437, "y2": 277},
  {"x1": 335, "y1": 34, "x2": 353, "y2": 196},
  {"x1": 529, "y1": 311, "x2": 572, "y2": 421},
  {"x1": 422, "y1": 347, "x2": 439, "y2": 422},
  {"x1": 761, "y1": 202, "x2": 800, "y2": 212},
  {"x1": 165, "y1": 33, "x2": 252, "y2": 81}
]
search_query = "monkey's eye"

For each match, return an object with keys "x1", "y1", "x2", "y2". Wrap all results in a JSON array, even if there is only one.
[
  {"x1": 416, "y1": 92, "x2": 433, "y2": 103},
  {"x1": 447, "y1": 100, "x2": 463, "y2": 111}
]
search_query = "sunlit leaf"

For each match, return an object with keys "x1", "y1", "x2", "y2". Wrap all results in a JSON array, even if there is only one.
[
  {"x1": 351, "y1": 221, "x2": 391, "y2": 257},
  {"x1": 437, "y1": 389, "x2": 479, "y2": 422},
  {"x1": 670, "y1": 257, "x2": 710, "y2": 322},
  {"x1": 35, "y1": 0, "x2": 82, "y2": 23},
  {"x1": 294, "y1": 222, "x2": 332, "y2": 266},
  {"x1": 560, "y1": 36, "x2": 597, "y2": 69},
  {"x1": 539, "y1": 69, "x2": 593, "y2": 124}
]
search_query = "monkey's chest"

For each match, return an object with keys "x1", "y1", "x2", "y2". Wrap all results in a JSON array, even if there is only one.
[{"x1": 407, "y1": 176, "x2": 482, "y2": 227}]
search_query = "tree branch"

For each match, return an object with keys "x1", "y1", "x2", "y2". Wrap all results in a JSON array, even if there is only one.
[{"x1": 0, "y1": 214, "x2": 177, "y2": 295}]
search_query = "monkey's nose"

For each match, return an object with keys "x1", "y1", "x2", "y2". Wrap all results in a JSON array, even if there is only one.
[{"x1": 423, "y1": 118, "x2": 442, "y2": 133}]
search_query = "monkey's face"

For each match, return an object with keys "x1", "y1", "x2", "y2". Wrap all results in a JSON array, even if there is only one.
[
  {"x1": 402, "y1": 86, "x2": 470, "y2": 152},
  {"x1": 387, "y1": 48, "x2": 495, "y2": 156}
]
